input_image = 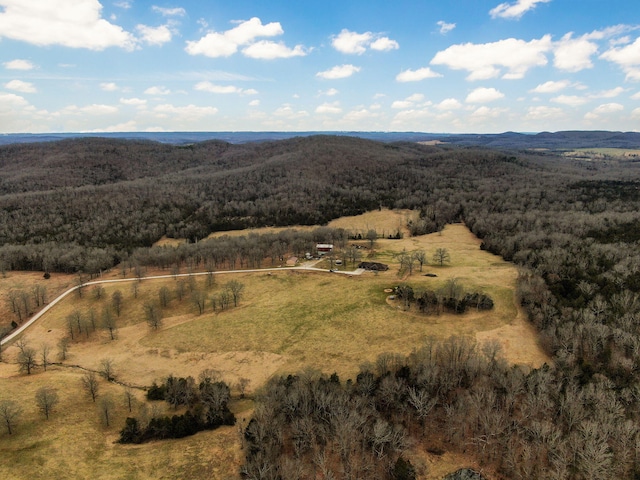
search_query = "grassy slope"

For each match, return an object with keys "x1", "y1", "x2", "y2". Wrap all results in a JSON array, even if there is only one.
[{"x1": 0, "y1": 215, "x2": 546, "y2": 480}]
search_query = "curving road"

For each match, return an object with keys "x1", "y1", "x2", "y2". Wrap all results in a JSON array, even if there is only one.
[{"x1": 1, "y1": 264, "x2": 365, "y2": 347}]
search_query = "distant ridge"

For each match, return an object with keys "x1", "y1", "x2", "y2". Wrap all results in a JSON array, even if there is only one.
[{"x1": 0, "y1": 130, "x2": 639, "y2": 149}]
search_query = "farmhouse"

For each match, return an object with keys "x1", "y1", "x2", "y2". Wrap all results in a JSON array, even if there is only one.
[{"x1": 316, "y1": 243, "x2": 333, "y2": 255}]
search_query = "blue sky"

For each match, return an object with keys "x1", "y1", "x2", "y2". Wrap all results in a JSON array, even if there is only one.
[{"x1": 1, "y1": 0, "x2": 640, "y2": 133}]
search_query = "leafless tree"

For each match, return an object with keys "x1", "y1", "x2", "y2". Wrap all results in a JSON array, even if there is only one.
[
  {"x1": 102, "y1": 306, "x2": 116, "y2": 340},
  {"x1": 144, "y1": 302, "x2": 163, "y2": 330},
  {"x1": 226, "y1": 280, "x2": 245, "y2": 307},
  {"x1": 82, "y1": 371, "x2": 99, "y2": 402},
  {"x1": 432, "y1": 247, "x2": 451, "y2": 267},
  {"x1": 92, "y1": 285, "x2": 105, "y2": 300},
  {"x1": 40, "y1": 343, "x2": 51, "y2": 372},
  {"x1": 124, "y1": 387, "x2": 135, "y2": 413},
  {"x1": 57, "y1": 337, "x2": 70, "y2": 361},
  {"x1": 237, "y1": 377, "x2": 251, "y2": 398},
  {"x1": 412, "y1": 250, "x2": 428, "y2": 272},
  {"x1": 111, "y1": 290, "x2": 123, "y2": 316},
  {"x1": 0, "y1": 399, "x2": 22, "y2": 434},
  {"x1": 99, "y1": 358, "x2": 115, "y2": 382},
  {"x1": 99, "y1": 395, "x2": 115, "y2": 427},
  {"x1": 35, "y1": 386, "x2": 59, "y2": 420},
  {"x1": 18, "y1": 346, "x2": 37, "y2": 375}
]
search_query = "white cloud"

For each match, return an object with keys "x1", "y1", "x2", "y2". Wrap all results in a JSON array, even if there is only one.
[
  {"x1": 120, "y1": 97, "x2": 147, "y2": 106},
  {"x1": 437, "y1": 21, "x2": 456, "y2": 34},
  {"x1": 137, "y1": 24, "x2": 173, "y2": 46},
  {"x1": 590, "y1": 102, "x2": 624, "y2": 115},
  {"x1": 194, "y1": 81, "x2": 258, "y2": 95},
  {"x1": 3, "y1": 59, "x2": 36, "y2": 70},
  {"x1": 85, "y1": 120, "x2": 138, "y2": 132},
  {"x1": 154, "y1": 103, "x2": 219, "y2": 119},
  {"x1": 100, "y1": 82, "x2": 119, "y2": 91},
  {"x1": 321, "y1": 88, "x2": 339, "y2": 96},
  {"x1": 591, "y1": 87, "x2": 625, "y2": 98},
  {"x1": 316, "y1": 64, "x2": 361, "y2": 80},
  {"x1": 248, "y1": 99, "x2": 260, "y2": 107},
  {"x1": 396, "y1": 67, "x2": 442, "y2": 82},
  {"x1": 315, "y1": 102, "x2": 342, "y2": 115},
  {"x1": 601, "y1": 37, "x2": 640, "y2": 81},
  {"x1": 370, "y1": 37, "x2": 399, "y2": 52},
  {"x1": 186, "y1": 17, "x2": 297, "y2": 59},
  {"x1": 332, "y1": 29, "x2": 372, "y2": 54},
  {"x1": 273, "y1": 104, "x2": 309, "y2": 119},
  {"x1": 525, "y1": 105, "x2": 564, "y2": 120},
  {"x1": 242, "y1": 41, "x2": 307, "y2": 59},
  {"x1": 489, "y1": 0, "x2": 551, "y2": 20},
  {"x1": 114, "y1": 1, "x2": 131, "y2": 9},
  {"x1": 551, "y1": 95, "x2": 588, "y2": 107},
  {"x1": 391, "y1": 93, "x2": 427, "y2": 109},
  {"x1": 530, "y1": 80, "x2": 570, "y2": 93},
  {"x1": 469, "y1": 106, "x2": 508, "y2": 120},
  {"x1": 465, "y1": 87, "x2": 505, "y2": 103},
  {"x1": 152, "y1": 6, "x2": 186, "y2": 17},
  {"x1": 0, "y1": 0, "x2": 136, "y2": 50},
  {"x1": 435, "y1": 98, "x2": 463, "y2": 110},
  {"x1": 431, "y1": 36, "x2": 552, "y2": 80},
  {"x1": 331, "y1": 29, "x2": 398, "y2": 54},
  {"x1": 632, "y1": 91, "x2": 640, "y2": 100},
  {"x1": 144, "y1": 86, "x2": 171, "y2": 95},
  {"x1": 553, "y1": 33, "x2": 598, "y2": 72},
  {"x1": 61, "y1": 104, "x2": 119, "y2": 116},
  {"x1": 5, "y1": 79, "x2": 37, "y2": 93}
]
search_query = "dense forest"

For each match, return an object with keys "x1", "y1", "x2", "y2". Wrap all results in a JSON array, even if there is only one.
[{"x1": 3, "y1": 135, "x2": 640, "y2": 478}]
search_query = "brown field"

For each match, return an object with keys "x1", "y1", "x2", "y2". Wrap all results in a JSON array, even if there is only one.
[{"x1": 0, "y1": 213, "x2": 548, "y2": 479}]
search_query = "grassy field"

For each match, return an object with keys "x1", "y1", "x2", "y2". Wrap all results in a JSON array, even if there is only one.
[
  {"x1": 562, "y1": 147, "x2": 640, "y2": 160},
  {"x1": 0, "y1": 213, "x2": 547, "y2": 479}
]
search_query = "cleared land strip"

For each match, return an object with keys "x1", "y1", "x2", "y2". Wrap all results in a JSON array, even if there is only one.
[{"x1": 1, "y1": 265, "x2": 363, "y2": 346}]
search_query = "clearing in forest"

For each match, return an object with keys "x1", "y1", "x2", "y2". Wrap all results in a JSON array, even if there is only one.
[{"x1": 0, "y1": 215, "x2": 547, "y2": 480}]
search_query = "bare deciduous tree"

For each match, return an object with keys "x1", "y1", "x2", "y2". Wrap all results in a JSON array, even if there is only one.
[
  {"x1": 82, "y1": 371, "x2": 99, "y2": 402},
  {"x1": 99, "y1": 358, "x2": 115, "y2": 382},
  {"x1": 18, "y1": 346, "x2": 37, "y2": 375},
  {"x1": 35, "y1": 386, "x2": 59, "y2": 420},
  {"x1": 40, "y1": 343, "x2": 51, "y2": 372},
  {"x1": 111, "y1": 290, "x2": 123, "y2": 316},
  {"x1": 99, "y1": 395, "x2": 115, "y2": 427},
  {"x1": 432, "y1": 247, "x2": 451, "y2": 267},
  {"x1": 0, "y1": 399, "x2": 22, "y2": 434}
]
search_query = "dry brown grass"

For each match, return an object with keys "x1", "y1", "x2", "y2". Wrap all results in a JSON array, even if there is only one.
[{"x1": 0, "y1": 218, "x2": 547, "y2": 479}]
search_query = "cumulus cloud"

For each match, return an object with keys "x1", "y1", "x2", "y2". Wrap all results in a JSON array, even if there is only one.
[
  {"x1": 551, "y1": 95, "x2": 589, "y2": 107},
  {"x1": 242, "y1": 41, "x2": 307, "y2": 59},
  {"x1": 370, "y1": 37, "x2": 399, "y2": 52},
  {"x1": 61, "y1": 104, "x2": 119, "y2": 116},
  {"x1": 391, "y1": 93, "x2": 427, "y2": 109},
  {"x1": 489, "y1": 0, "x2": 552, "y2": 20},
  {"x1": 100, "y1": 82, "x2": 119, "y2": 91},
  {"x1": 315, "y1": 102, "x2": 342, "y2": 115},
  {"x1": 431, "y1": 36, "x2": 552, "y2": 80},
  {"x1": 0, "y1": 0, "x2": 136, "y2": 50},
  {"x1": 273, "y1": 104, "x2": 309, "y2": 119},
  {"x1": 5, "y1": 80, "x2": 37, "y2": 93},
  {"x1": 321, "y1": 88, "x2": 339, "y2": 96},
  {"x1": 590, "y1": 102, "x2": 624, "y2": 115},
  {"x1": 632, "y1": 91, "x2": 640, "y2": 100},
  {"x1": 3, "y1": 59, "x2": 36, "y2": 70},
  {"x1": 144, "y1": 86, "x2": 171, "y2": 95},
  {"x1": 525, "y1": 105, "x2": 565, "y2": 120},
  {"x1": 194, "y1": 81, "x2": 258, "y2": 95},
  {"x1": 553, "y1": 33, "x2": 599, "y2": 72},
  {"x1": 152, "y1": 6, "x2": 186, "y2": 17},
  {"x1": 137, "y1": 24, "x2": 173, "y2": 46},
  {"x1": 185, "y1": 17, "x2": 304, "y2": 59},
  {"x1": 154, "y1": 103, "x2": 218, "y2": 118},
  {"x1": 465, "y1": 87, "x2": 505, "y2": 103},
  {"x1": 591, "y1": 87, "x2": 625, "y2": 98},
  {"x1": 316, "y1": 64, "x2": 361, "y2": 80},
  {"x1": 248, "y1": 99, "x2": 260, "y2": 107},
  {"x1": 530, "y1": 80, "x2": 570, "y2": 93},
  {"x1": 396, "y1": 67, "x2": 442, "y2": 82},
  {"x1": 120, "y1": 97, "x2": 147, "y2": 106},
  {"x1": 331, "y1": 29, "x2": 398, "y2": 54},
  {"x1": 435, "y1": 98, "x2": 463, "y2": 110},
  {"x1": 601, "y1": 37, "x2": 640, "y2": 81},
  {"x1": 437, "y1": 21, "x2": 456, "y2": 34}
]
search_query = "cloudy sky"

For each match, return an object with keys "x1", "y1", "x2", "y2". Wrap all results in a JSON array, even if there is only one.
[{"x1": 2, "y1": 0, "x2": 640, "y2": 133}]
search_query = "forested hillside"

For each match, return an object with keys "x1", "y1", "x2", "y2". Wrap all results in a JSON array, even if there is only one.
[{"x1": 3, "y1": 135, "x2": 640, "y2": 478}]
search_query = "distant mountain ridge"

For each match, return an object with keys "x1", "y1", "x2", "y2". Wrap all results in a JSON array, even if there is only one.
[{"x1": 1, "y1": 130, "x2": 639, "y2": 149}]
